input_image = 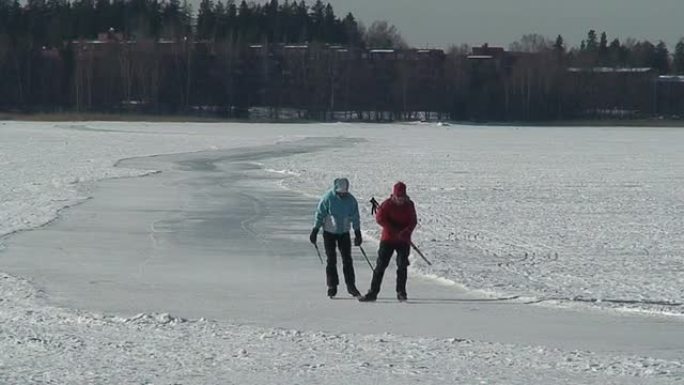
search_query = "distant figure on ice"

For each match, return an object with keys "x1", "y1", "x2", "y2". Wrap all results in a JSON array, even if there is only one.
[
  {"x1": 309, "y1": 178, "x2": 362, "y2": 298},
  {"x1": 359, "y1": 182, "x2": 417, "y2": 302}
]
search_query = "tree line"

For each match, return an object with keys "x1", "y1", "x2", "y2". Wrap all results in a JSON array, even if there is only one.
[
  {"x1": 516, "y1": 31, "x2": 680, "y2": 74},
  {"x1": 0, "y1": 0, "x2": 364, "y2": 51},
  {"x1": 1, "y1": 0, "x2": 683, "y2": 120}
]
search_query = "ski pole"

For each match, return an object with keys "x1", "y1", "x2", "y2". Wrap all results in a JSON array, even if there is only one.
[
  {"x1": 410, "y1": 242, "x2": 432, "y2": 266},
  {"x1": 358, "y1": 245, "x2": 375, "y2": 273},
  {"x1": 313, "y1": 243, "x2": 324, "y2": 264}
]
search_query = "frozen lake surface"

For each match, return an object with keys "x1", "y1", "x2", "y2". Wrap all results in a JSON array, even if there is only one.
[{"x1": 1, "y1": 122, "x2": 682, "y2": 384}]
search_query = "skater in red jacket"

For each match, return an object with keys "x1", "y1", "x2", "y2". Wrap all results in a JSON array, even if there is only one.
[{"x1": 359, "y1": 182, "x2": 417, "y2": 302}]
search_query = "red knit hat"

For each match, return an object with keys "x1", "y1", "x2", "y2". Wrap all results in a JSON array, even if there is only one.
[{"x1": 393, "y1": 182, "x2": 407, "y2": 197}]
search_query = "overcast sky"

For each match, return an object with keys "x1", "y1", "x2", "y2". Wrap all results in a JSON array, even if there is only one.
[{"x1": 214, "y1": 0, "x2": 684, "y2": 49}]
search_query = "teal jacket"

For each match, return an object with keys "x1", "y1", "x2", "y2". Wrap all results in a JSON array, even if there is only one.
[{"x1": 314, "y1": 182, "x2": 361, "y2": 234}]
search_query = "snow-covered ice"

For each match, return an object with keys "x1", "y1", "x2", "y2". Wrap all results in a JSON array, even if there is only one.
[{"x1": 1, "y1": 121, "x2": 683, "y2": 384}]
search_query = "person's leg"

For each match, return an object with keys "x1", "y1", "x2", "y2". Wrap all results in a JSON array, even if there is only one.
[
  {"x1": 323, "y1": 232, "x2": 339, "y2": 296},
  {"x1": 364, "y1": 242, "x2": 394, "y2": 299},
  {"x1": 338, "y1": 232, "x2": 359, "y2": 296},
  {"x1": 395, "y1": 244, "x2": 411, "y2": 300}
]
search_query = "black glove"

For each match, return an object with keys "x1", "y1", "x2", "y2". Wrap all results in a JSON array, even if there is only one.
[
  {"x1": 310, "y1": 227, "x2": 319, "y2": 244},
  {"x1": 354, "y1": 230, "x2": 362, "y2": 246},
  {"x1": 370, "y1": 197, "x2": 379, "y2": 215}
]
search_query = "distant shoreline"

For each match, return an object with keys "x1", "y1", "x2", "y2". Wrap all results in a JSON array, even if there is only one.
[
  {"x1": 454, "y1": 119, "x2": 684, "y2": 128},
  {"x1": 0, "y1": 113, "x2": 236, "y2": 123},
  {"x1": 1, "y1": 112, "x2": 683, "y2": 127}
]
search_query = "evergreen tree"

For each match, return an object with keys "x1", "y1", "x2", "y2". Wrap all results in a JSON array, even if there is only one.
[
  {"x1": 598, "y1": 31, "x2": 608, "y2": 63},
  {"x1": 342, "y1": 12, "x2": 362, "y2": 46},
  {"x1": 294, "y1": 0, "x2": 308, "y2": 42},
  {"x1": 607, "y1": 38, "x2": 626, "y2": 66},
  {"x1": 323, "y1": 3, "x2": 336, "y2": 42},
  {"x1": 653, "y1": 41, "x2": 670, "y2": 74},
  {"x1": 222, "y1": 0, "x2": 237, "y2": 41},
  {"x1": 585, "y1": 29, "x2": 598, "y2": 52},
  {"x1": 197, "y1": 0, "x2": 216, "y2": 40},
  {"x1": 632, "y1": 40, "x2": 656, "y2": 68},
  {"x1": 553, "y1": 35, "x2": 565, "y2": 53},
  {"x1": 674, "y1": 38, "x2": 684, "y2": 74},
  {"x1": 264, "y1": 0, "x2": 278, "y2": 42},
  {"x1": 310, "y1": 0, "x2": 324, "y2": 41}
]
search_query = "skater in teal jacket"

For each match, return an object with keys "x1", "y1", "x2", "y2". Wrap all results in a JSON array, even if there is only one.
[{"x1": 309, "y1": 178, "x2": 362, "y2": 298}]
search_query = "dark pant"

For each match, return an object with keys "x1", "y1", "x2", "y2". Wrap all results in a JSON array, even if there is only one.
[
  {"x1": 368, "y1": 241, "x2": 411, "y2": 296},
  {"x1": 323, "y1": 231, "x2": 356, "y2": 289}
]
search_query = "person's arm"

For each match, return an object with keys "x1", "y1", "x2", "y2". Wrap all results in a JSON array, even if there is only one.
[
  {"x1": 375, "y1": 200, "x2": 395, "y2": 230},
  {"x1": 401, "y1": 201, "x2": 418, "y2": 236},
  {"x1": 351, "y1": 198, "x2": 363, "y2": 245},
  {"x1": 351, "y1": 198, "x2": 361, "y2": 232},
  {"x1": 313, "y1": 195, "x2": 329, "y2": 230},
  {"x1": 399, "y1": 201, "x2": 418, "y2": 237}
]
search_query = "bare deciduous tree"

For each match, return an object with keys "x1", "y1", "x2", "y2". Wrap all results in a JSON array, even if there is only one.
[
  {"x1": 364, "y1": 21, "x2": 407, "y2": 49},
  {"x1": 509, "y1": 34, "x2": 552, "y2": 53}
]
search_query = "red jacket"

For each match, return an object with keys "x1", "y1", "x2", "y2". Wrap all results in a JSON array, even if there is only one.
[{"x1": 376, "y1": 197, "x2": 417, "y2": 244}]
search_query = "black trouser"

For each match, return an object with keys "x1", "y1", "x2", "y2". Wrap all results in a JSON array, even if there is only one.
[
  {"x1": 323, "y1": 231, "x2": 356, "y2": 289},
  {"x1": 368, "y1": 241, "x2": 411, "y2": 296}
]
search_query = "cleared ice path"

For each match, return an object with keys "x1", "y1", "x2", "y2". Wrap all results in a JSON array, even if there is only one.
[{"x1": 2, "y1": 138, "x2": 682, "y2": 360}]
